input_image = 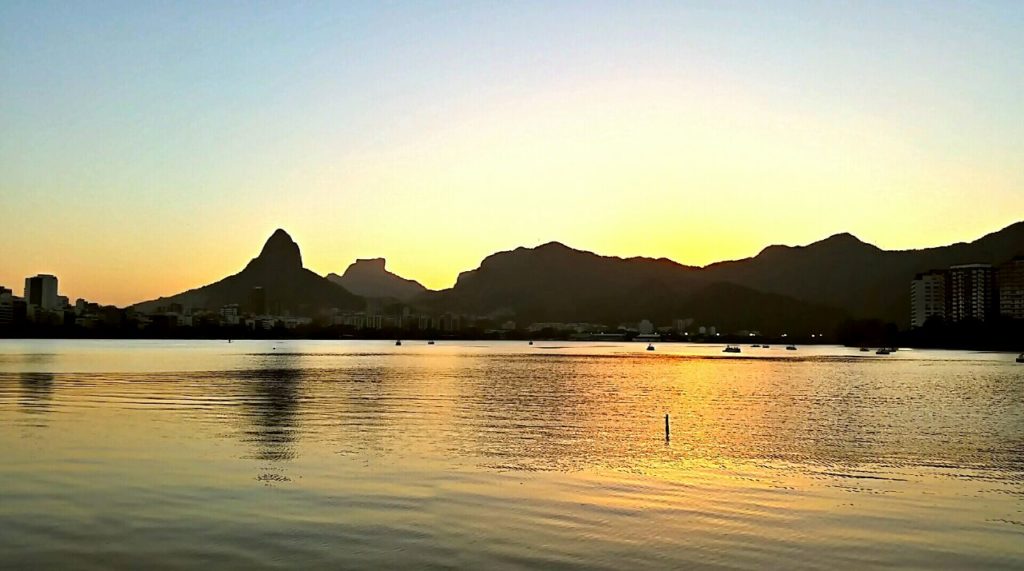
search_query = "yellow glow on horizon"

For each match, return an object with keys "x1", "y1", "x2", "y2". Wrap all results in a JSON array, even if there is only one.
[{"x1": 1, "y1": 75, "x2": 1020, "y2": 306}]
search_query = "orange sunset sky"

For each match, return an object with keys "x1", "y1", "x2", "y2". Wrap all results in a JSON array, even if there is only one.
[{"x1": 2, "y1": 2, "x2": 1022, "y2": 306}]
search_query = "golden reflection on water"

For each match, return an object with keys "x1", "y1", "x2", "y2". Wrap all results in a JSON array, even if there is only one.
[{"x1": 0, "y1": 340, "x2": 1022, "y2": 569}]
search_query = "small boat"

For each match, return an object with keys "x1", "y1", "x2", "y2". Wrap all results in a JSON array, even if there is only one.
[
  {"x1": 427, "y1": 340, "x2": 435, "y2": 345},
  {"x1": 786, "y1": 345, "x2": 797, "y2": 351},
  {"x1": 723, "y1": 345, "x2": 741, "y2": 353},
  {"x1": 859, "y1": 347, "x2": 870, "y2": 352},
  {"x1": 395, "y1": 340, "x2": 402, "y2": 346},
  {"x1": 1016, "y1": 353, "x2": 1023, "y2": 363},
  {"x1": 529, "y1": 340, "x2": 534, "y2": 346},
  {"x1": 646, "y1": 343, "x2": 655, "y2": 351},
  {"x1": 750, "y1": 344, "x2": 760, "y2": 348},
  {"x1": 762, "y1": 345, "x2": 770, "y2": 349},
  {"x1": 876, "y1": 348, "x2": 890, "y2": 355}
]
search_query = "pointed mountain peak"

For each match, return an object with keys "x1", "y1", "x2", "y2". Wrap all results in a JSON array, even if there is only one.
[
  {"x1": 810, "y1": 232, "x2": 880, "y2": 253},
  {"x1": 820, "y1": 232, "x2": 864, "y2": 245},
  {"x1": 754, "y1": 232, "x2": 876, "y2": 258},
  {"x1": 535, "y1": 241, "x2": 573, "y2": 251},
  {"x1": 253, "y1": 228, "x2": 302, "y2": 269},
  {"x1": 268, "y1": 228, "x2": 291, "y2": 240}
]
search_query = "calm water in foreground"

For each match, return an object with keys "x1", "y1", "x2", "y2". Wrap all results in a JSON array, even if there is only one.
[{"x1": 0, "y1": 339, "x2": 1021, "y2": 569}]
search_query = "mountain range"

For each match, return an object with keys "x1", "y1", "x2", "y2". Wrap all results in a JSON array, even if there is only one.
[
  {"x1": 132, "y1": 222, "x2": 1024, "y2": 332},
  {"x1": 701, "y1": 223, "x2": 1024, "y2": 324}
]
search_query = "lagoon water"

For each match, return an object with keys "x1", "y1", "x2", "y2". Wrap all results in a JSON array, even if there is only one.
[{"x1": 0, "y1": 339, "x2": 1021, "y2": 569}]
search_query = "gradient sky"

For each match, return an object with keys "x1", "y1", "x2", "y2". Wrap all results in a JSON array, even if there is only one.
[{"x1": 2, "y1": 1, "x2": 1022, "y2": 306}]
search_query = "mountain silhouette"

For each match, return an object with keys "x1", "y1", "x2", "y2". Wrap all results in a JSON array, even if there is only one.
[
  {"x1": 702, "y1": 221, "x2": 1024, "y2": 323},
  {"x1": 415, "y1": 241, "x2": 845, "y2": 333},
  {"x1": 326, "y1": 258, "x2": 427, "y2": 301},
  {"x1": 133, "y1": 229, "x2": 362, "y2": 316},
  {"x1": 413, "y1": 222, "x2": 1022, "y2": 331},
  {"x1": 129, "y1": 221, "x2": 1023, "y2": 331}
]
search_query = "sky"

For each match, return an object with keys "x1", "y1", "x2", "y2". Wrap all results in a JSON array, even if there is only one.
[{"x1": 2, "y1": 1, "x2": 1022, "y2": 306}]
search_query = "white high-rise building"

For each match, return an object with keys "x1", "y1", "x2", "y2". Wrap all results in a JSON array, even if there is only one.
[
  {"x1": 910, "y1": 270, "x2": 946, "y2": 328},
  {"x1": 24, "y1": 274, "x2": 58, "y2": 310}
]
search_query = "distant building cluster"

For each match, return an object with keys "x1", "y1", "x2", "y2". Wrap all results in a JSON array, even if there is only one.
[
  {"x1": 910, "y1": 257, "x2": 1024, "y2": 328},
  {"x1": 1, "y1": 274, "x2": 775, "y2": 341},
  {"x1": 2, "y1": 273, "x2": 822, "y2": 342},
  {"x1": 0, "y1": 274, "x2": 124, "y2": 329},
  {"x1": 132, "y1": 288, "x2": 482, "y2": 334},
  {"x1": 330, "y1": 306, "x2": 470, "y2": 333}
]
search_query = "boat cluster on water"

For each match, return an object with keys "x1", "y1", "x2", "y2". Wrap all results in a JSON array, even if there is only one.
[{"x1": 385, "y1": 340, "x2": 1023, "y2": 362}]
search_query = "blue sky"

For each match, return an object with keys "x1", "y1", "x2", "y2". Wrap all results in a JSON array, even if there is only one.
[{"x1": 2, "y1": 1, "x2": 1022, "y2": 304}]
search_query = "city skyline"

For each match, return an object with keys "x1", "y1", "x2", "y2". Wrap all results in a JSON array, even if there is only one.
[
  {"x1": 3, "y1": 2, "x2": 1023, "y2": 306},
  {"x1": 3, "y1": 220, "x2": 1021, "y2": 309}
]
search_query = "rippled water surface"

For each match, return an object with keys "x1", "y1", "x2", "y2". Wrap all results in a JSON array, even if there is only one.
[{"x1": 1, "y1": 339, "x2": 1022, "y2": 569}]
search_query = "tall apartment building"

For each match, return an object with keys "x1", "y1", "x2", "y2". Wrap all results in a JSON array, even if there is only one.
[
  {"x1": 947, "y1": 264, "x2": 995, "y2": 323},
  {"x1": 0, "y1": 286, "x2": 13, "y2": 326},
  {"x1": 997, "y1": 256, "x2": 1024, "y2": 320},
  {"x1": 910, "y1": 270, "x2": 946, "y2": 328},
  {"x1": 23, "y1": 274, "x2": 58, "y2": 310}
]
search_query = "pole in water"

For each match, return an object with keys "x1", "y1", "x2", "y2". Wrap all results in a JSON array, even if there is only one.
[{"x1": 665, "y1": 413, "x2": 670, "y2": 441}]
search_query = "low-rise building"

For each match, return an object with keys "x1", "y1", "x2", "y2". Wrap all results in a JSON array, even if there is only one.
[
  {"x1": 637, "y1": 319, "x2": 654, "y2": 335},
  {"x1": 219, "y1": 304, "x2": 240, "y2": 325}
]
